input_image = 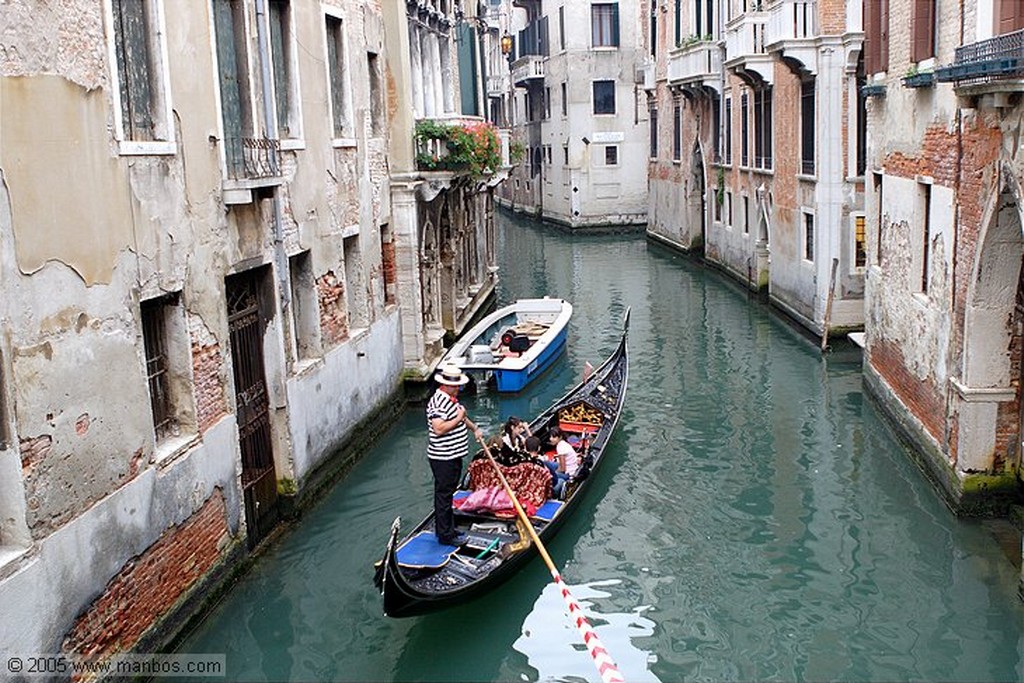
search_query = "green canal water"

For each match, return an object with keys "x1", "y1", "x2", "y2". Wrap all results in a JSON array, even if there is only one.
[{"x1": 175, "y1": 212, "x2": 1024, "y2": 682}]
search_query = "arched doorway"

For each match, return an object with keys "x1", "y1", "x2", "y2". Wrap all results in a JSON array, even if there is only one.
[{"x1": 689, "y1": 142, "x2": 706, "y2": 254}]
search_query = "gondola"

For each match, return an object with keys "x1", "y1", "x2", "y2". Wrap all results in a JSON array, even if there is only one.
[{"x1": 374, "y1": 309, "x2": 629, "y2": 617}]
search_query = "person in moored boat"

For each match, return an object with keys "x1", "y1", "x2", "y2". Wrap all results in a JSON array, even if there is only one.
[
  {"x1": 547, "y1": 427, "x2": 579, "y2": 498},
  {"x1": 427, "y1": 363, "x2": 483, "y2": 546},
  {"x1": 497, "y1": 416, "x2": 532, "y2": 467}
]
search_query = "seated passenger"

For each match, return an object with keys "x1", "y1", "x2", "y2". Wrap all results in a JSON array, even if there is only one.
[
  {"x1": 546, "y1": 427, "x2": 579, "y2": 498},
  {"x1": 497, "y1": 416, "x2": 532, "y2": 467}
]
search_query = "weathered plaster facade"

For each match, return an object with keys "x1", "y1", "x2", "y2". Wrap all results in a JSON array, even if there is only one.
[
  {"x1": 0, "y1": 0, "x2": 494, "y2": 663},
  {"x1": 645, "y1": 0, "x2": 866, "y2": 339},
  {"x1": 497, "y1": 0, "x2": 649, "y2": 229},
  {"x1": 864, "y1": 0, "x2": 1024, "y2": 515}
]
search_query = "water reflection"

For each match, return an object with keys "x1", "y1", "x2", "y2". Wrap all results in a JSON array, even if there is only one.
[{"x1": 508, "y1": 579, "x2": 660, "y2": 683}]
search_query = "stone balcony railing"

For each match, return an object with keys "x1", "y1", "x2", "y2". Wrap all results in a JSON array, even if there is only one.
[
  {"x1": 486, "y1": 73, "x2": 506, "y2": 97},
  {"x1": 668, "y1": 40, "x2": 722, "y2": 90},
  {"x1": 724, "y1": 10, "x2": 773, "y2": 83},
  {"x1": 512, "y1": 54, "x2": 544, "y2": 86},
  {"x1": 765, "y1": 0, "x2": 818, "y2": 73},
  {"x1": 935, "y1": 28, "x2": 1024, "y2": 93}
]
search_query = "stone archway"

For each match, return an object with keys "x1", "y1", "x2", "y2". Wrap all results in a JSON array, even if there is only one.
[
  {"x1": 688, "y1": 142, "x2": 706, "y2": 253},
  {"x1": 958, "y1": 180, "x2": 1024, "y2": 476}
]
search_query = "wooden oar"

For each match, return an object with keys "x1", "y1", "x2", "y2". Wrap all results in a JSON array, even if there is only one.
[{"x1": 475, "y1": 436, "x2": 624, "y2": 683}]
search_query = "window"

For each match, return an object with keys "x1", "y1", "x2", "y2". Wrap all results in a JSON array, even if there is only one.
[
  {"x1": 740, "y1": 91, "x2": 749, "y2": 166},
  {"x1": 561, "y1": 82, "x2": 568, "y2": 117},
  {"x1": 713, "y1": 187, "x2": 722, "y2": 222},
  {"x1": 213, "y1": 0, "x2": 256, "y2": 175},
  {"x1": 865, "y1": 0, "x2": 889, "y2": 73},
  {"x1": 593, "y1": 80, "x2": 616, "y2": 114},
  {"x1": 605, "y1": 145, "x2": 619, "y2": 165},
  {"x1": 270, "y1": 0, "x2": 301, "y2": 139},
  {"x1": 998, "y1": 1, "x2": 1024, "y2": 34},
  {"x1": 919, "y1": 182, "x2": 931, "y2": 294},
  {"x1": 591, "y1": 3, "x2": 620, "y2": 47},
  {"x1": 753, "y1": 86, "x2": 772, "y2": 169},
  {"x1": 559, "y1": 6, "x2": 566, "y2": 49},
  {"x1": 544, "y1": 145, "x2": 552, "y2": 165},
  {"x1": 650, "y1": 2, "x2": 657, "y2": 57},
  {"x1": 325, "y1": 13, "x2": 351, "y2": 138},
  {"x1": 724, "y1": 95, "x2": 732, "y2": 165},
  {"x1": 711, "y1": 96, "x2": 720, "y2": 162},
  {"x1": 289, "y1": 251, "x2": 321, "y2": 362},
  {"x1": 694, "y1": 0, "x2": 713, "y2": 38},
  {"x1": 141, "y1": 294, "x2": 192, "y2": 443},
  {"x1": 673, "y1": 101, "x2": 681, "y2": 161},
  {"x1": 743, "y1": 195, "x2": 750, "y2": 234},
  {"x1": 368, "y1": 51, "x2": 384, "y2": 136},
  {"x1": 911, "y1": 0, "x2": 935, "y2": 62},
  {"x1": 108, "y1": 0, "x2": 173, "y2": 151},
  {"x1": 544, "y1": 87, "x2": 551, "y2": 119},
  {"x1": 874, "y1": 173, "x2": 884, "y2": 265},
  {"x1": 563, "y1": 144, "x2": 569, "y2": 165},
  {"x1": 801, "y1": 79, "x2": 815, "y2": 175},
  {"x1": 804, "y1": 212, "x2": 815, "y2": 261},
  {"x1": 650, "y1": 104, "x2": 658, "y2": 158},
  {"x1": 675, "y1": 0, "x2": 682, "y2": 45},
  {"x1": 854, "y1": 215, "x2": 867, "y2": 268},
  {"x1": 855, "y1": 53, "x2": 867, "y2": 176},
  {"x1": 726, "y1": 191, "x2": 733, "y2": 227},
  {"x1": 380, "y1": 222, "x2": 396, "y2": 306}
]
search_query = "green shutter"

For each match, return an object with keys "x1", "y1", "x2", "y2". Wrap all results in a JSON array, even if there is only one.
[{"x1": 458, "y1": 23, "x2": 479, "y2": 116}]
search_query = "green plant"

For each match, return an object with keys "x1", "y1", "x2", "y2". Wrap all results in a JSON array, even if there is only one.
[
  {"x1": 904, "y1": 64, "x2": 919, "y2": 78},
  {"x1": 414, "y1": 120, "x2": 502, "y2": 177},
  {"x1": 716, "y1": 166, "x2": 725, "y2": 206},
  {"x1": 277, "y1": 478, "x2": 297, "y2": 496}
]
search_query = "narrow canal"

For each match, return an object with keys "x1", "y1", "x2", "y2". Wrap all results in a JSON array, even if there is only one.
[{"x1": 175, "y1": 211, "x2": 1024, "y2": 682}]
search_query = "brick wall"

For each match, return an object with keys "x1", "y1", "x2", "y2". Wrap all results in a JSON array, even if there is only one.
[
  {"x1": 317, "y1": 270, "x2": 349, "y2": 346},
  {"x1": 819, "y1": 0, "x2": 848, "y2": 35},
  {"x1": 61, "y1": 490, "x2": 231, "y2": 659},
  {"x1": 869, "y1": 338, "x2": 945, "y2": 443},
  {"x1": 189, "y1": 317, "x2": 228, "y2": 435}
]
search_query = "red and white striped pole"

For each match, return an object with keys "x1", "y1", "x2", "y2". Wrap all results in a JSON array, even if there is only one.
[
  {"x1": 551, "y1": 571, "x2": 625, "y2": 683},
  {"x1": 477, "y1": 437, "x2": 624, "y2": 683}
]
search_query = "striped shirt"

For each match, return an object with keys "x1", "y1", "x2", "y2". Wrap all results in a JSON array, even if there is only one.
[{"x1": 426, "y1": 389, "x2": 468, "y2": 460}]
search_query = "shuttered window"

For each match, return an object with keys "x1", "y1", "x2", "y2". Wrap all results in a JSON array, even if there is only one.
[
  {"x1": 650, "y1": 104, "x2": 658, "y2": 158},
  {"x1": 113, "y1": 0, "x2": 154, "y2": 140},
  {"x1": 740, "y1": 91, "x2": 749, "y2": 166},
  {"x1": 801, "y1": 79, "x2": 815, "y2": 175},
  {"x1": 865, "y1": 0, "x2": 890, "y2": 73},
  {"x1": 911, "y1": 0, "x2": 935, "y2": 63},
  {"x1": 673, "y1": 101, "x2": 681, "y2": 161},
  {"x1": 325, "y1": 15, "x2": 349, "y2": 138},
  {"x1": 592, "y1": 3, "x2": 620, "y2": 47},
  {"x1": 998, "y1": 0, "x2": 1024, "y2": 35},
  {"x1": 754, "y1": 86, "x2": 773, "y2": 170},
  {"x1": 269, "y1": 0, "x2": 294, "y2": 137},
  {"x1": 724, "y1": 95, "x2": 732, "y2": 165}
]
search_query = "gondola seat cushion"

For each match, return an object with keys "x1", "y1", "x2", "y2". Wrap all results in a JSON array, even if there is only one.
[
  {"x1": 395, "y1": 532, "x2": 460, "y2": 568},
  {"x1": 467, "y1": 459, "x2": 551, "y2": 511}
]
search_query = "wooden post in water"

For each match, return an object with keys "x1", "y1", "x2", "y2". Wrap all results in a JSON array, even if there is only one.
[{"x1": 821, "y1": 258, "x2": 839, "y2": 352}]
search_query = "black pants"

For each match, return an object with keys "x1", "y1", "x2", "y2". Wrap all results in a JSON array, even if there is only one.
[{"x1": 429, "y1": 457, "x2": 463, "y2": 542}]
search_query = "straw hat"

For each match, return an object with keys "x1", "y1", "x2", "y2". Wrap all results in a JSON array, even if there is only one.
[{"x1": 434, "y1": 362, "x2": 470, "y2": 386}]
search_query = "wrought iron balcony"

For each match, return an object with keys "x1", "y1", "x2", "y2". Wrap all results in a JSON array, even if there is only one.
[
  {"x1": 668, "y1": 40, "x2": 722, "y2": 91},
  {"x1": 225, "y1": 137, "x2": 281, "y2": 181},
  {"x1": 935, "y1": 29, "x2": 1024, "y2": 89}
]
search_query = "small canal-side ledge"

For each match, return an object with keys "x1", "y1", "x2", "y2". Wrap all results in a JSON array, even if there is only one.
[{"x1": 496, "y1": 200, "x2": 646, "y2": 234}]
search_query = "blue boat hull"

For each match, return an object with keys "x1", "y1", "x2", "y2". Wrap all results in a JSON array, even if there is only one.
[{"x1": 491, "y1": 325, "x2": 568, "y2": 392}]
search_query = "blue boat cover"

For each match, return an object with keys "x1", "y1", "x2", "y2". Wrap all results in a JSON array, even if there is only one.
[
  {"x1": 532, "y1": 500, "x2": 562, "y2": 522},
  {"x1": 395, "y1": 532, "x2": 459, "y2": 569}
]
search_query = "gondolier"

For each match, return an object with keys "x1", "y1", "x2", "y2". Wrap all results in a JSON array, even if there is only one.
[{"x1": 427, "y1": 363, "x2": 483, "y2": 546}]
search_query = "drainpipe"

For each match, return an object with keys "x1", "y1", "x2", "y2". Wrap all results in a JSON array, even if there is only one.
[{"x1": 255, "y1": 0, "x2": 291, "y2": 317}]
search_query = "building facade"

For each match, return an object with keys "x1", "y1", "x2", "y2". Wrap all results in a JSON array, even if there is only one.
[
  {"x1": 645, "y1": 0, "x2": 866, "y2": 339},
  {"x1": 498, "y1": 0, "x2": 649, "y2": 228},
  {"x1": 863, "y1": 0, "x2": 1024, "y2": 514},
  {"x1": 0, "y1": 0, "x2": 499, "y2": 662}
]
